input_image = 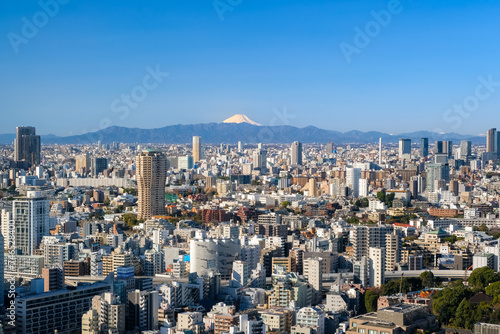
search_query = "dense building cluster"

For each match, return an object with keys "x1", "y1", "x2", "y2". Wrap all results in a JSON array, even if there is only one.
[{"x1": 0, "y1": 126, "x2": 500, "y2": 333}]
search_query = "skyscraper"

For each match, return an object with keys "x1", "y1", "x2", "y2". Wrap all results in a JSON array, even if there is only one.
[
  {"x1": 291, "y1": 141, "x2": 302, "y2": 165},
  {"x1": 460, "y1": 141, "x2": 472, "y2": 159},
  {"x1": 435, "y1": 140, "x2": 453, "y2": 157},
  {"x1": 13, "y1": 191, "x2": 50, "y2": 255},
  {"x1": 421, "y1": 138, "x2": 429, "y2": 158},
  {"x1": 252, "y1": 147, "x2": 267, "y2": 170},
  {"x1": 434, "y1": 140, "x2": 443, "y2": 154},
  {"x1": 91, "y1": 157, "x2": 108, "y2": 177},
  {"x1": 14, "y1": 126, "x2": 41, "y2": 166},
  {"x1": 193, "y1": 136, "x2": 201, "y2": 162},
  {"x1": 398, "y1": 138, "x2": 411, "y2": 159},
  {"x1": 497, "y1": 133, "x2": 500, "y2": 159},
  {"x1": 136, "y1": 150, "x2": 167, "y2": 220},
  {"x1": 426, "y1": 163, "x2": 450, "y2": 192},
  {"x1": 325, "y1": 142, "x2": 334, "y2": 154},
  {"x1": 487, "y1": 128, "x2": 496, "y2": 153},
  {"x1": 445, "y1": 141, "x2": 453, "y2": 158},
  {"x1": 75, "y1": 154, "x2": 90, "y2": 174},
  {"x1": 379, "y1": 137, "x2": 382, "y2": 165},
  {"x1": 346, "y1": 167, "x2": 361, "y2": 197}
]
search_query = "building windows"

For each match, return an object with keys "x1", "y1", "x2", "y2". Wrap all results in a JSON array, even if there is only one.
[
  {"x1": 359, "y1": 329, "x2": 366, "y2": 333},
  {"x1": 352, "y1": 322, "x2": 357, "y2": 328},
  {"x1": 369, "y1": 330, "x2": 378, "y2": 334}
]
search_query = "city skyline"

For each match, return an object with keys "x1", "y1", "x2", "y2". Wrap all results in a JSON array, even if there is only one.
[
  {"x1": 1, "y1": 1, "x2": 500, "y2": 135},
  {"x1": 2, "y1": 1, "x2": 500, "y2": 333}
]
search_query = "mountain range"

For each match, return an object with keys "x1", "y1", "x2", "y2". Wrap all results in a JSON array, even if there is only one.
[{"x1": 0, "y1": 123, "x2": 486, "y2": 145}]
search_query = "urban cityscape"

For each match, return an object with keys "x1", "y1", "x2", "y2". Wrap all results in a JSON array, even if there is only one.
[
  {"x1": 2, "y1": 1, "x2": 500, "y2": 334},
  {"x1": 0, "y1": 121, "x2": 499, "y2": 333}
]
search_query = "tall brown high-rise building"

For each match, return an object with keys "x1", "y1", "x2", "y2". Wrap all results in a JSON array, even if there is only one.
[
  {"x1": 14, "y1": 126, "x2": 41, "y2": 166},
  {"x1": 75, "y1": 153, "x2": 90, "y2": 174},
  {"x1": 487, "y1": 128, "x2": 496, "y2": 153},
  {"x1": 192, "y1": 136, "x2": 201, "y2": 162},
  {"x1": 136, "y1": 150, "x2": 167, "y2": 219}
]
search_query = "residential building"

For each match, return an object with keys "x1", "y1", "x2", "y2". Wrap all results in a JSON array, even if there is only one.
[
  {"x1": 13, "y1": 191, "x2": 50, "y2": 255},
  {"x1": 16, "y1": 276, "x2": 112, "y2": 334},
  {"x1": 136, "y1": 150, "x2": 167, "y2": 219},
  {"x1": 369, "y1": 247, "x2": 385, "y2": 288}
]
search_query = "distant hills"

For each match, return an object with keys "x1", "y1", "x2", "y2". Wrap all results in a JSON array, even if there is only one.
[{"x1": 0, "y1": 123, "x2": 486, "y2": 145}]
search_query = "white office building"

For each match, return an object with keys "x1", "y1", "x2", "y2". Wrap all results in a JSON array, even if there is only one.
[
  {"x1": 369, "y1": 247, "x2": 385, "y2": 287},
  {"x1": 346, "y1": 167, "x2": 361, "y2": 197},
  {"x1": 13, "y1": 191, "x2": 50, "y2": 255},
  {"x1": 232, "y1": 260, "x2": 249, "y2": 287},
  {"x1": 359, "y1": 178, "x2": 368, "y2": 197}
]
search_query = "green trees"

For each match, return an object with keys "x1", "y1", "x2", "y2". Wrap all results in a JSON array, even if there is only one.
[
  {"x1": 386, "y1": 192, "x2": 395, "y2": 208},
  {"x1": 454, "y1": 298, "x2": 474, "y2": 329},
  {"x1": 346, "y1": 216, "x2": 360, "y2": 224},
  {"x1": 453, "y1": 298, "x2": 493, "y2": 330},
  {"x1": 365, "y1": 288, "x2": 381, "y2": 313},
  {"x1": 122, "y1": 188, "x2": 138, "y2": 196},
  {"x1": 114, "y1": 205, "x2": 124, "y2": 213},
  {"x1": 430, "y1": 268, "x2": 500, "y2": 329},
  {"x1": 443, "y1": 235, "x2": 458, "y2": 244},
  {"x1": 486, "y1": 281, "x2": 500, "y2": 303},
  {"x1": 382, "y1": 277, "x2": 423, "y2": 295},
  {"x1": 468, "y1": 267, "x2": 500, "y2": 289},
  {"x1": 123, "y1": 213, "x2": 139, "y2": 227},
  {"x1": 478, "y1": 224, "x2": 488, "y2": 232},
  {"x1": 432, "y1": 281, "x2": 470, "y2": 326},
  {"x1": 376, "y1": 191, "x2": 394, "y2": 207},
  {"x1": 420, "y1": 271, "x2": 436, "y2": 288}
]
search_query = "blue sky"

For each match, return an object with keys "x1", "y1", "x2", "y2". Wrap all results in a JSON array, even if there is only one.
[{"x1": 0, "y1": 0, "x2": 499, "y2": 136}]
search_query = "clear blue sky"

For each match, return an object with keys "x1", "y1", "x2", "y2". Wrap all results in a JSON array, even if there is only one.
[{"x1": 0, "y1": 0, "x2": 499, "y2": 136}]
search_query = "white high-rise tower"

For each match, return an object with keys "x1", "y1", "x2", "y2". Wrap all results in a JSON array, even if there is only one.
[{"x1": 379, "y1": 137, "x2": 382, "y2": 165}]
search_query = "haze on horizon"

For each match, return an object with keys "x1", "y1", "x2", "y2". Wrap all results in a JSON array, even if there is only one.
[{"x1": 0, "y1": 0, "x2": 499, "y2": 137}]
